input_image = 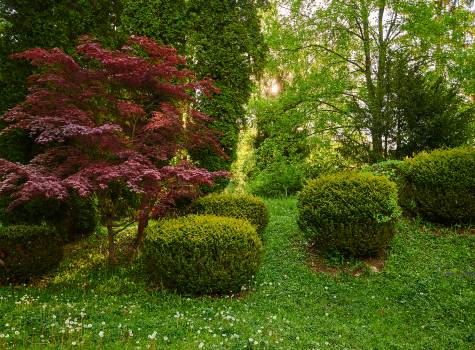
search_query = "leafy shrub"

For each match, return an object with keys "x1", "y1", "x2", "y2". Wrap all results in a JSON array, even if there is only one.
[
  {"x1": 143, "y1": 215, "x2": 262, "y2": 295},
  {"x1": 0, "y1": 225, "x2": 63, "y2": 284},
  {"x1": 399, "y1": 147, "x2": 475, "y2": 224},
  {"x1": 304, "y1": 147, "x2": 353, "y2": 179},
  {"x1": 359, "y1": 160, "x2": 403, "y2": 183},
  {"x1": 297, "y1": 172, "x2": 401, "y2": 256},
  {"x1": 190, "y1": 193, "x2": 269, "y2": 235},
  {"x1": 0, "y1": 193, "x2": 98, "y2": 242},
  {"x1": 246, "y1": 161, "x2": 305, "y2": 197}
]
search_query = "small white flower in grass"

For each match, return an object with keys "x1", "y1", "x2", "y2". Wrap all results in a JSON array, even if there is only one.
[
  {"x1": 71, "y1": 341, "x2": 77, "y2": 346},
  {"x1": 198, "y1": 342, "x2": 204, "y2": 348},
  {"x1": 163, "y1": 336, "x2": 168, "y2": 341},
  {"x1": 14, "y1": 331, "x2": 19, "y2": 335},
  {"x1": 148, "y1": 332, "x2": 157, "y2": 340},
  {"x1": 99, "y1": 331, "x2": 104, "y2": 338},
  {"x1": 101, "y1": 321, "x2": 106, "y2": 325},
  {"x1": 128, "y1": 330, "x2": 134, "y2": 337}
]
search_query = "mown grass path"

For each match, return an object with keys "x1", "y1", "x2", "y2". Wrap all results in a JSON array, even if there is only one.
[{"x1": 0, "y1": 198, "x2": 474, "y2": 349}]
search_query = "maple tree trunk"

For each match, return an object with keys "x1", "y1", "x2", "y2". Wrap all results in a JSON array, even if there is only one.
[
  {"x1": 105, "y1": 217, "x2": 117, "y2": 266},
  {"x1": 135, "y1": 207, "x2": 151, "y2": 248}
]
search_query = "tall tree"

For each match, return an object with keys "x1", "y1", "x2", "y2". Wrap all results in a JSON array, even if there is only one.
[
  {"x1": 387, "y1": 55, "x2": 474, "y2": 157},
  {"x1": 256, "y1": 0, "x2": 474, "y2": 162},
  {"x1": 119, "y1": 0, "x2": 187, "y2": 52},
  {"x1": 186, "y1": 0, "x2": 267, "y2": 174},
  {"x1": 0, "y1": 0, "x2": 123, "y2": 114}
]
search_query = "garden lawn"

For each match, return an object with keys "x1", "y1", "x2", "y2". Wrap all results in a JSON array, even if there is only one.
[{"x1": 0, "y1": 197, "x2": 474, "y2": 349}]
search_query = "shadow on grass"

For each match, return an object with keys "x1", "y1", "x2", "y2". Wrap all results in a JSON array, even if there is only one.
[{"x1": 34, "y1": 227, "x2": 148, "y2": 296}]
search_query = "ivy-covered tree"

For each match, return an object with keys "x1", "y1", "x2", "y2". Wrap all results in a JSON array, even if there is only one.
[
  {"x1": 119, "y1": 0, "x2": 187, "y2": 53},
  {"x1": 0, "y1": 0, "x2": 123, "y2": 113},
  {"x1": 0, "y1": 0, "x2": 125, "y2": 165},
  {"x1": 185, "y1": 0, "x2": 267, "y2": 175},
  {"x1": 0, "y1": 36, "x2": 226, "y2": 264}
]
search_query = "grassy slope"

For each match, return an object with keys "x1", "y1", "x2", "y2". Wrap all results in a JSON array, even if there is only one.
[{"x1": 0, "y1": 197, "x2": 474, "y2": 349}]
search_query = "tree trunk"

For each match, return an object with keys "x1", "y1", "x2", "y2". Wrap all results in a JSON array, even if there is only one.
[
  {"x1": 135, "y1": 206, "x2": 151, "y2": 248},
  {"x1": 105, "y1": 217, "x2": 117, "y2": 266}
]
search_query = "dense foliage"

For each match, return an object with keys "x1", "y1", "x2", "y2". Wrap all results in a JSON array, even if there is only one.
[
  {"x1": 387, "y1": 57, "x2": 474, "y2": 158},
  {"x1": 0, "y1": 36, "x2": 226, "y2": 263},
  {"x1": 0, "y1": 1, "x2": 267, "y2": 178},
  {"x1": 0, "y1": 0, "x2": 123, "y2": 115},
  {"x1": 247, "y1": 160, "x2": 305, "y2": 197},
  {"x1": 0, "y1": 225, "x2": 63, "y2": 284},
  {"x1": 0, "y1": 194, "x2": 98, "y2": 242},
  {"x1": 186, "y1": 0, "x2": 267, "y2": 175},
  {"x1": 143, "y1": 215, "x2": 262, "y2": 294},
  {"x1": 399, "y1": 147, "x2": 475, "y2": 224},
  {"x1": 298, "y1": 172, "x2": 401, "y2": 256},
  {"x1": 249, "y1": 0, "x2": 474, "y2": 170},
  {"x1": 191, "y1": 193, "x2": 269, "y2": 235},
  {"x1": 360, "y1": 160, "x2": 403, "y2": 183}
]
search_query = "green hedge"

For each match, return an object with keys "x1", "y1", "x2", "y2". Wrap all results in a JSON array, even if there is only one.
[
  {"x1": 0, "y1": 225, "x2": 63, "y2": 284},
  {"x1": 298, "y1": 172, "x2": 401, "y2": 256},
  {"x1": 190, "y1": 193, "x2": 269, "y2": 235},
  {"x1": 399, "y1": 147, "x2": 475, "y2": 224},
  {"x1": 143, "y1": 215, "x2": 262, "y2": 295},
  {"x1": 0, "y1": 193, "x2": 98, "y2": 242}
]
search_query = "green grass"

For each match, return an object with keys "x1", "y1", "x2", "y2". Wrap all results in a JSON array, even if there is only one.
[{"x1": 1, "y1": 197, "x2": 474, "y2": 349}]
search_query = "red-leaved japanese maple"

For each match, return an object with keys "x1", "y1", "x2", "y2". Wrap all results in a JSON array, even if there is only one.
[{"x1": 0, "y1": 36, "x2": 227, "y2": 264}]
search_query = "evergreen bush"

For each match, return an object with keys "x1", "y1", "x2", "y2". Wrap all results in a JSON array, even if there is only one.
[
  {"x1": 143, "y1": 215, "x2": 262, "y2": 295},
  {"x1": 190, "y1": 193, "x2": 269, "y2": 235},
  {"x1": 0, "y1": 194, "x2": 98, "y2": 242},
  {"x1": 297, "y1": 172, "x2": 401, "y2": 256},
  {"x1": 0, "y1": 225, "x2": 63, "y2": 284},
  {"x1": 399, "y1": 147, "x2": 475, "y2": 224}
]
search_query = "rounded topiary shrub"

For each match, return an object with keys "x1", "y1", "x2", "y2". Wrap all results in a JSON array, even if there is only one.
[
  {"x1": 0, "y1": 225, "x2": 63, "y2": 284},
  {"x1": 399, "y1": 147, "x2": 475, "y2": 224},
  {"x1": 143, "y1": 215, "x2": 262, "y2": 295},
  {"x1": 298, "y1": 172, "x2": 401, "y2": 256},
  {"x1": 190, "y1": 193, "x2": 269, "y2": 235}
]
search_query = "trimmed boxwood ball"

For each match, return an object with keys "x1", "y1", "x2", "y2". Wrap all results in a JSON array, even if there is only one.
[
  {"x1": 143, "y1": 215, "x2": 262, "y2": 295},
  {"x1": 190, "y1": 193, "x2": 269, "y2": 235},
  {"x1": 0, "y1": 225, "x2": 63, "y2": 284},
  {"x1": 399, "y1": 147, "x2": 475, "y2": 224},
  {"x1": 298, "y1": 172, "x2": 401, "y2": 256}
]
